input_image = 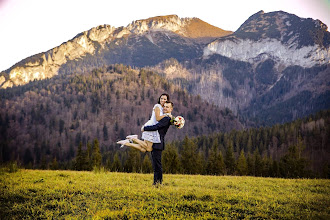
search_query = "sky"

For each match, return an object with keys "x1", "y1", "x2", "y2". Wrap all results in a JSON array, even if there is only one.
[{"x1": 0, "y1": 0, "x2": 329, "y2": 71}]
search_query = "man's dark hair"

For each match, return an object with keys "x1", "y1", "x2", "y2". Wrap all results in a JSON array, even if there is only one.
[
  {"x1": 158, "y1": 93, "x2": 170, "y2": 104},
  {"x1": 165, "y1": 100, "x2": 173, "y2": 107}
]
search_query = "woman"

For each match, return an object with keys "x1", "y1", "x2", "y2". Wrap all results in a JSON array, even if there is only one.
[{"x1": 117, "y1": 93, "x2": 171, "y2": 152}]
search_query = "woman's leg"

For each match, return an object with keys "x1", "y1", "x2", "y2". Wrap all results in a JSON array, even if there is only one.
[
  {"x1": 132, "y1": 138, "x2": 148, "y2": 148},
  {"x1": 145, "y1": 140, "x2": 153, "y2": 152},
  {"x1": 124, "y1": 142, "x2": 146, "y2": 152},
  {"x1": 132, "y1": 139, "x2": 153, "y2": 152}
]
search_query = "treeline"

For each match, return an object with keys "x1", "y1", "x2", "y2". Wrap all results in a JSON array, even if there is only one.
[
  {"x1": 0, "y1": 64, "x2": 241, "y2": 168},
  {"x1": 1, "y1": 64, "x2": 328, "y2": 178},
  {"x1": 84, "y1": 109, "x2": 330, "y2": 178},
  {"x1": 4, "y1": 110, "x2": 329, "y2": 179},
  {"x1": 108, "y1": 109, "x2": 328, "y2": 178}
]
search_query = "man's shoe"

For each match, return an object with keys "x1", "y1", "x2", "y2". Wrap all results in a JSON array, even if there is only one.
[{"x1": 126, "y1": 135, "x2": 138, "y2": 140}]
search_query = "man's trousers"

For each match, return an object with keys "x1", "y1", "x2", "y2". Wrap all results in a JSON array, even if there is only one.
[{"x1": 151, "y1": 149, "x2": 162, "y2": 184}]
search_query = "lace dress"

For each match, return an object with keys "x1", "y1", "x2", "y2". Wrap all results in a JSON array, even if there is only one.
[{"x1": 141, "y1": 104, "x2": 163, "y2": 143}]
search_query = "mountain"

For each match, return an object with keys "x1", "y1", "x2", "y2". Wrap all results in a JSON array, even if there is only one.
[
  {"x1": 0, "y1": 64, "x2": 243, "y2": 165},
  {"x1": 0, "y1": 15, "x2": 231, "y2": 89},
  {"x1": 204, "y1": 10, "x2": 329, "y2": 68},
  {"x1": 1, "y1": 11, "x2": 329, "y2": 126},
  {"x1": 152, "y1": 11, "x2": 330, "y2": 125}
]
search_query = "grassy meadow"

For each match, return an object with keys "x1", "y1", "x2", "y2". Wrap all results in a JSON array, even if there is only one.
[{"x1": 0, "y1": 169, "x2": 329, "y2": 219}]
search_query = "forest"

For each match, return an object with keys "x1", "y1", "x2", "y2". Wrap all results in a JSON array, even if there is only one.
[
  {"x1": 0, "y1": 64, "x2": 329, "y2": 178},
  {"x1": 70, "y1": 109, "x2": 330, "y2": 179},
  {"x1": 0, "y1": 64, "x2": 241, "y2": 168}
]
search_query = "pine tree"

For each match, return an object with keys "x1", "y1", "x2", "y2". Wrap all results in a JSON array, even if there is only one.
[
  {"x1": 111, "y1": 153, "x2": 122, "y2": 172},
  {"x1": 246, "y1": 135, "x2": 253, "y2": 153},
  {"x1": 225, "y1": 142, "x2": 236, "y2": 175},
  {"x1": 254, "y1": 148, "x2": 263, "y2": 176},
  {"x1": 92, "y1": 138, "x2": 102, "y2": 169},
  {"x1": 279, "y1": 137, "x2": 309, "y2": 178},
  {"x1": 124, "y1": 149, "x2": 141, "y2": 173},
  {"x1": 86, "y1": 142, "x2": 92, "y2": 170},
  {"x1": 237, "y1": 149, "x2": 248, "y2": 175},
  {"x1": 103, "y1": 123, "x2": 109, "y2": 141},
  {"x1": 75, "y1": 142, "x2": 84, "y2": 170},
  {"x1": 217, "y1": 151, "x2": 226, "y2": 175},
  {"x1": 247, "y1": 152, "x2": 255, "y2": 176},
  {"x1": 59, "y1": 119, "x2": 65, "y2": 135},
  {"x1": 50, "y1": 157, "x2": 58, "y2": 170},
  {"x1": 206, "y1": 144, "x2": 218, "y2": 175},
  {"x1": 206, "y1": 141, "x2": 225, "y2": 175},
  {"x1": 163, "y1": 144, "x2": 180, "y2": 174},
  {"x1": 196, "y1": 151, "x2": 205, "y2": 174},
  {"x1": 40, "y1": 155, "x2": 47, "y2": 170},
  {"x1": 271, "y1": 160, "x2": 280, "y2": 177},
  {"x1": 23, "y1": 148, "x2": 33, "y2": 166},
  {"x1": 262, "y1": 155, "x2": 271, "y2": 177},
  {"x1": 180, "y1": 136, "x2": 199, "y2": 174},
  {"x1": 142, "y1": 155, "x2": 153, "y2": 173}
]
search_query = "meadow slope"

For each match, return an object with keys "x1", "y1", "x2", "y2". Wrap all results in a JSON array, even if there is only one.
[{"x1": 1, "y1": 169, "x2": 329, "y2": 219}]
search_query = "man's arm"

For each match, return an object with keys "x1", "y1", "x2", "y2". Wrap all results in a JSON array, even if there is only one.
[{"x1": 143, "y1": 117, "x2": 170, "y2": 131}]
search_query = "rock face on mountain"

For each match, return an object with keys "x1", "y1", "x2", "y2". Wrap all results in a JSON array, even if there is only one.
[
  {"x1": 203, "y1": 10, "x2": 329, "y2": 68},
  {"x1": 152, "y1": 11, "x2": 330, "y2": 125},
  {"x1": 0, "y1": 15, "x2": 231, "y2": 89},
  {"x1": 0, "y1": 11, "x2": 329, "y2": 125},
  {"x1": 0, "y1": 25, "x2": 116, "y2": 88}
]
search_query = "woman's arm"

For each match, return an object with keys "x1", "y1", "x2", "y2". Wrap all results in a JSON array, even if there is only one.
[{"x1": 155, "y1": 106, "x2": 166, "y2": 121}]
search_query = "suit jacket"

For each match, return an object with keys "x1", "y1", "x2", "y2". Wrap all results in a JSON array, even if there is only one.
[{"x1": 143, "y1": 116, "x2": 171, "y2": 150}]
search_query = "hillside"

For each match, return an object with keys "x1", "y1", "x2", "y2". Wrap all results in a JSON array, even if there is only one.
[
  {"x1": 0, "y1": 11, "x2": 329, "y2": 127},
  {"x1": 0, "y1": 64, "x2": 242, "y2": 167}
]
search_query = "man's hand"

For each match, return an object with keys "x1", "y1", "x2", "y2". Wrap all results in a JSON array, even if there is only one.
[
  {"x1": 141, "y1": 126, "x2": 144, "y2": 132},
  {"x1": 165, "y1": 113, "x2": 172, "y2": 118}
]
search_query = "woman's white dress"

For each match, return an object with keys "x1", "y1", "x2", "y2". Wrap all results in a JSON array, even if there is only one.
[{"x1": 142, "y1": 104, "x2": 163, "y2": 143}]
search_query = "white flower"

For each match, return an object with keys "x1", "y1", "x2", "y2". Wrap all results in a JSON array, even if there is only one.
[{"x1": 172, "y1": 116, "x2": 185, "y2": 129}]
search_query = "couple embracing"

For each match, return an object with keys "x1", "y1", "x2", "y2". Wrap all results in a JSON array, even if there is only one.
[{"x1": 117, "y1": 93, "x2": 181, "y2": 185}]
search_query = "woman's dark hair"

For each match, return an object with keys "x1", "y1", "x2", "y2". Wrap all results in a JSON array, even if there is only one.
[{"x1": 158, "y1": 93, "x2": 170, "y2": 104}]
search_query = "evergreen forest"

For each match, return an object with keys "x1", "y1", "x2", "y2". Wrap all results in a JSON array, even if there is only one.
[{"x1": 0, "y1": 64, "x2": 329, "y2": 178}]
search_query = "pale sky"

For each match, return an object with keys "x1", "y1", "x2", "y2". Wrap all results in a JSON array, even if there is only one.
[{"x1": 0, "y1": 0, "x2": 329, "y2": 71}]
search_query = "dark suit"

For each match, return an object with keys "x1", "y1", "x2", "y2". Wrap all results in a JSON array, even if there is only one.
[{"x1": 143, "y1": 116, "x2": 171, "y2": 184}]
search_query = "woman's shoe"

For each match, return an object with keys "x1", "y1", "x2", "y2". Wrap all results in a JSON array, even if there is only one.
[
  {"x1": 126, "y1": 135, "x2": 138, "y2": 140},
  {"x1": 116, "y1": 139, "x2": 129, "y2": 148}
]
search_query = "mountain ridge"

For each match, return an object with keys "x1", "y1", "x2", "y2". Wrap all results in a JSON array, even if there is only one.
[
  {"x1": 0, "y1": 11, "x2": 329, "y2": 126},
  {"x1": 148, "y1": 10, "x2": 329, "y2": 125},
  {"x1": 203, "y1": 10, "x2": 330, "y2": 68},
  {"x1": 0, "y1": 15, "x2": 231, "y2": 89}
]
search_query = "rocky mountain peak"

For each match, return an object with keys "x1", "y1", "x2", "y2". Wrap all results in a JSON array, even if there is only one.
[
  {"x1": 126, "y1": 14, "x2": 188, "y2": 34},
  {"x1": 0, "y1": 14, "x2": 232, "y2": 89},
  {"x1": 234, "y1": 10, "x2": 329, "y2": 48},
  {"x1": 126, "y1": 15, "x2": 232, "y2": 38},
  {"x1": 87, "y1": 24, "x2": 116, "y2": 42},
  {"x1": 203, "y1": 10, "x2": 330, "y2": 68}
]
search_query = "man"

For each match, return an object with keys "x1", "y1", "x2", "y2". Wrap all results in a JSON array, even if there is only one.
[
  {"x1": 118, "y1": 101, "x2": 173, "y2": 185},
  {"x1": 143, "y1": 101, "x2": 173, "y2": 185}
]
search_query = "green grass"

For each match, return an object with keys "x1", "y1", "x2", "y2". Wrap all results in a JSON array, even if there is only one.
[{"x1": 1, "y1": 169, "x2": 329, "y2": 219}]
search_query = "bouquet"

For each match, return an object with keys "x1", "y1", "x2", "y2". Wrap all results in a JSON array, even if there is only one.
[{"x1": 170, "y1": 116, "x2": 185, "y2": 129}]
